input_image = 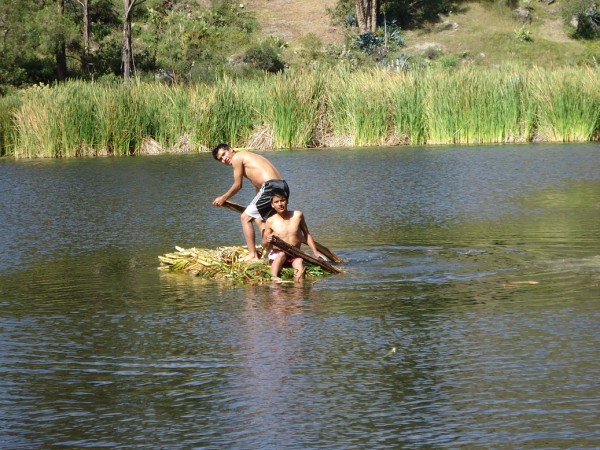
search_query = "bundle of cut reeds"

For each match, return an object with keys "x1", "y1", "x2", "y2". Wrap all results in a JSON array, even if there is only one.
[{"x1": 158, "y1": 245, "x2": 329, "y2": 284}]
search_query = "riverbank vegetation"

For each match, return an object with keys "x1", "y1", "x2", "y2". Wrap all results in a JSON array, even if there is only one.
[
  {"x1": 1, "y1": 1, "x2": 599, "y2": 158},
  {"x1": 1, "y1": 66, "x2": 598, "y2": 158},
  {"x1": 2, "y1": 0, "x2": 600, "y2": 91}
]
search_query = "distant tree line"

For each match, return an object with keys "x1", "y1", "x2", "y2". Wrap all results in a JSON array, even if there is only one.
[
  {"x1": 1, "y1": 0, "x2": 598, "y2": 92},
  {"x1": 0, "y1": 0, "x2": 270, "y2": 91}
]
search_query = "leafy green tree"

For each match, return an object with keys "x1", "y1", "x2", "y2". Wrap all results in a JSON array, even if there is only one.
[
  {"x1": 136, "y1": 0, "x2": 260, "y2": 83},
  {"x1": 86, "y1": 0, "x2": 121, "y2": 77},
  {"x1": 0, "y1": 0, "x2": 95, "y2": 86},
  {"x1": 122, "y1": 0, "x2": 146, "y2": 80},
  {"x1": 0, "y1": 0, "x2": 34, "y2": 87}
]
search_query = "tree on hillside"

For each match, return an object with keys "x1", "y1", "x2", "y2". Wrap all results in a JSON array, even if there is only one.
[
  {"x1": 562, "y1": 0, "x2": 600, "y2": 39},
  {"x1": 348, "y1": 0, "x2": 459, "y2": 30},
  {"x1": 356, "y1": 0, "x2": 379, "y2": 33},
  {"x1": 56, "y1": 0, "x2": 68, "y2": 80},
  {"x1": 35, "y1": 0, "x2": 80, "y2": 81},
  {"x1": 73, "y1": 0, "x2": 90, "y2": 71},
  {"x1": 122, "y1": 0, "x2": 146, "y2": 80}
]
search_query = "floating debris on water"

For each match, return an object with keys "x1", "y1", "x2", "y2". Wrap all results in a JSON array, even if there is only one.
[
  {"x1": 501, "y1": 280, "x2": 540, "y2": 288},
  {"x1": 384, "y1": 347, "x2": 397, "y2": 358}
]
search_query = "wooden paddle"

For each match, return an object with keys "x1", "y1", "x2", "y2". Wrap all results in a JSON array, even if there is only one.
[
  {"x1": 220, "y1": 200, "x2": 346, "y2": 263},
  {"x1": 271, "y1": 236, "x2": 343, "y2": 274}
]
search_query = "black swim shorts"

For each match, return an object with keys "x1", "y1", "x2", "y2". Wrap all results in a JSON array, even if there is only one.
[{"x1": 244, "y1": 179, "x2": 290, "y2": 220}]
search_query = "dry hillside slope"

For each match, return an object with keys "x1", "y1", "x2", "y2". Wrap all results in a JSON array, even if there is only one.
[
  {"x1": 242, "y1": 1, "x2": 590, "y2": 67},
  {"x1": 243, "y1": 0, "x2": 344, "y2": 45}
]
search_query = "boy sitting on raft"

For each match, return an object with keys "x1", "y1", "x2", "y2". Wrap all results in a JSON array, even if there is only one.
[{"x1": 261, "y1": 189, "x2": 326, "y2": 283}]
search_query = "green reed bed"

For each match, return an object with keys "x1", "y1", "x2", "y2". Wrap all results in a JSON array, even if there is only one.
[
  {"x1": 265, "y1": 72, "x2": 323, "y2": 148},
  {"x1": 391, "y1": 71, "x2": 427, "y2": 145},
  {"x1": 423, "y1": 68, "x2": 535, "y2": 144},
  {"x1": 142, "y1": 83, "x2": 194, "y2": 149},
  {"x1": 0, "y1": 94, "x2": 21, "y2": 156},
  {"x1": 55, "y1": 82, "x2": 103, "y2": 156},
  {"x1": 13, "y1": 85, "x2": 61, "y2": 158},
  {"x1": 132, "y1": 83, "x2": 172, "y2": 149},
  {"x1": 327, "y1": 70, "x2": 392, "y2": 146},
  {"x1": 94, "y1": 83, "x2": 144, "y2": 156},
  {"x1": 4, "y1": 66, "x2": 599, "y2": 158},
  {"x1": 532, "y1": 68, "x2": 600, "y2": 142},
  {"x1": 13, "y1": 81, "x2": 140, "y2": 157},
  {"x1": 204, "y1": 76, "x2": 258, "y2": 148}
]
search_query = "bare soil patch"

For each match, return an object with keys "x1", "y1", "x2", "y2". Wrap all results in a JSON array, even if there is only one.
[{"x1": 243, "y1": 0, "x2": 344, "y2": 45}]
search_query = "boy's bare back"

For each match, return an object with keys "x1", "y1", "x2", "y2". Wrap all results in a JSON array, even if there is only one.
[{"x1": 233, "y1": 151, "x2": 283, "y2": 189}]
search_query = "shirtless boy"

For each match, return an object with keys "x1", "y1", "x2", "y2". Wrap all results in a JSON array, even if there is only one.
[
  {"x1": 212, "y1": 143, "x2": 289, "y2": 261},
  {"x1": 261, "y1": 189, "x2": 325, "y2": 283}
]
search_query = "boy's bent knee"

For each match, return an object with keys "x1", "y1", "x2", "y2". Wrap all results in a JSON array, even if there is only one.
[{"x1": 241, "y1": 212, "x2": 255, "y2": 223}]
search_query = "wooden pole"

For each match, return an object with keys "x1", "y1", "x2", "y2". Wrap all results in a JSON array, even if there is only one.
[
  {"x1": 221, "y1": 200, "x2": 346, "y2": 263},
  {"x1": 271, "y1": 236, "x2": 343, "y2": 274}
]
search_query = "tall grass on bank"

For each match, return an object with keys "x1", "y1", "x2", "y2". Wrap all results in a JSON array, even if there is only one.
[
  {"x1": 265, "y1": 72, "x2": 323, "y2": 148},
  {"x1": 0, "y1": 94, "x2": 21, "y2": 157},
  {"x1": 424, "y1": 68, "x2": 536, "y2": 144},
  {"x1": 205, "y1": 76, "x2": 257, "y2": 148},
  {"x1": 391, "y1": 71, "x2": 427, "y2": 145},
  {"x1": 532, "y1": 68, "x2": 600, "y2": 142},
  {"x1": 132, "y1": 83, "x2": 188, "y2": 152},
  {"x1": 328, "y1": 70, "x2": 392, "y2": 146},
  {"x1": 3, "y1": 66, "x2": 599, "y2": 158}
]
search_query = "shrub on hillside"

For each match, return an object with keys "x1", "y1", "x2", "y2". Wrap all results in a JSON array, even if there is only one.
[
  {"x1": 563, "y1": 0, "x2": 600, "y2": 39},
  {"x1": 242, "y1": 38, "x2": 286, "y2": 73}
]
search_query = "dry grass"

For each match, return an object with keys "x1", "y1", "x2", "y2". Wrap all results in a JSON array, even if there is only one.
[
  {"x1": 244, "y1": 0, "x2": 596, "y2": 67},
  {"x1": 243, "y1": 0, "x2": 344, "y2": 46},
  {"x1": 403, "y1": 2, "x2": 591, "y2": 67}
]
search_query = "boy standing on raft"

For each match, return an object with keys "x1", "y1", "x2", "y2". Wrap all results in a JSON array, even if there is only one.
[
  {"x1": 212, "y1": 143, "x2": 289, "y2": 261},
  {"x1": 262, "y1": 189, "x2": 326, "y2": 284}
]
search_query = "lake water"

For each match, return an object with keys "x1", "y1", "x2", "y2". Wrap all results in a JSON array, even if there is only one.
[{"x1": 1, "y1": 144, "x2": 599, "y2": 448}]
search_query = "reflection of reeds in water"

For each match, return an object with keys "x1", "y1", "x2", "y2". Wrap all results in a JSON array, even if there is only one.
[
  {"x1": 158, "y1": 246, "x2": 328, "y2": 285},
  {"x1": 4, "y1": 66, "x2": 599, "y2": 158}
]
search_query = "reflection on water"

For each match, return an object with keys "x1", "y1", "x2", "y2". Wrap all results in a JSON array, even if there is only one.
[{"x1": 1, "y1": 144, "x2": 599, "y2": 448}]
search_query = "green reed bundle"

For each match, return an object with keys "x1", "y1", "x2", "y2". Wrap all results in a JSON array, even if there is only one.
[{"x1": 159, "y1": 246, "x2": 328, "y2": 284}]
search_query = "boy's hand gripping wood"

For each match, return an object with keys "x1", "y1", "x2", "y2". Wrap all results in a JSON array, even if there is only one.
[
  {"x1": 270, "y1": 236, "x2": 343, "y2": 274},
  {"x1": 221, "y1": 200, "x2": 346, "y2": 263}
]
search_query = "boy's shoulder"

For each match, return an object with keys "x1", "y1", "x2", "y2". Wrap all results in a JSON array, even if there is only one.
[
  {"x1": 267, "y1": 209, "x2": 301, "y2": 223},
  {"x1": 285, "y1": 209, "x2": 302, "y2": 219}
]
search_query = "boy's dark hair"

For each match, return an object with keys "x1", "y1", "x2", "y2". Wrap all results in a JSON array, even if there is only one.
[
  {"x1": 212, "y1": 143, "x2": 230, "y2": 160},
  {"x1": 271, "y1": 188, "x2": 288, "y2": 200}
]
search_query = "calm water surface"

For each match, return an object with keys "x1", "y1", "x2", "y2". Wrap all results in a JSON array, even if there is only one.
[{"x1": 1, "y1": 144, "x2": 599, "y2": 449}]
